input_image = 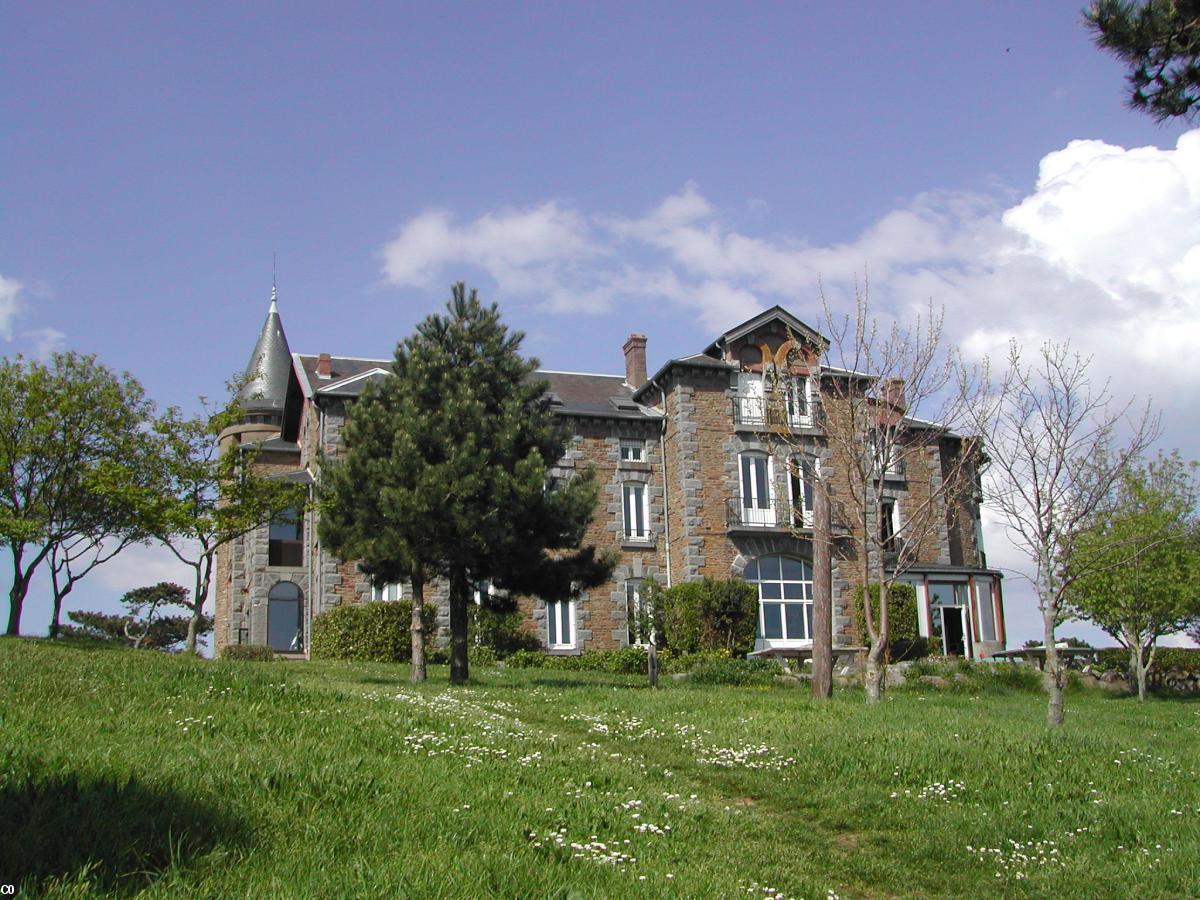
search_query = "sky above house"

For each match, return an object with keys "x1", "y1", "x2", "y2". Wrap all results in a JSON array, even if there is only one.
[{"x1": 3, "y1": 1, "x2": 1198, "y2": 650}]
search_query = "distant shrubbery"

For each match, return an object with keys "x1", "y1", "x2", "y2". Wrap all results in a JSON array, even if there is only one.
[
  {"x1": 220, "y1": 643, "x2": 276, "y2": 662},
  {"x1": 310, "y1": 601, "x2": 439, "y2": 663},
  {"x1": 502, "y1": 646, "x2": 776, "y2": 683}
]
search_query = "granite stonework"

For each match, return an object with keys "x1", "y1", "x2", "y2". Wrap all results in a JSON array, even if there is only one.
[{"x1": 215, "y1": 301, "x2": 1005, "y2": 659}]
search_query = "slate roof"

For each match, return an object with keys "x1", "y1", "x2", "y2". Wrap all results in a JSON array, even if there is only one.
[
  {"x1": 289, "y1": 356, "x2": 659, "y2": 421},
  {"x1": 238, "y1": 292, "x2": 294, "y2": 413}
]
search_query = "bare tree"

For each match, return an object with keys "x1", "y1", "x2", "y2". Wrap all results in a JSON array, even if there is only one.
[
  {"x1": 970, "y1": 341, "x2": 1159, "y2": 726},
  {"x1": 776, "y1": 279, "x2": 984, "y2": 703}
]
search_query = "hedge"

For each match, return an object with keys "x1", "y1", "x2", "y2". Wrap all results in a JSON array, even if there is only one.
[
  {"x1": 658, "y1": 577, "x2": 758, "y2": 656},
  {"x1": 219, "y1": 643, "x2": 275, "y2": 661},
  {"x1": 852, "y1": 582, "x2": 924, "y2": 660},
  {"x1": 502, "y1": 646, "x2": 773, "y2": 679},
  {"x1": 310, "y1": 601, "x2": 439, "y2": 663}
]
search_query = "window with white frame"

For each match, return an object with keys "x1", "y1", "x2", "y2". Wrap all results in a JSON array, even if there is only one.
[
  {"x1": 787, "y1": 457, "x2": 817, "y2": 528},
  {"x1": 737, "y1": 372, "x2": 810, "y2": 428},
  {"x1": 745, "y1": 555, "x2": 813, "y2": 642},
  {"x1": 975, "y1": 577, "x2": 997, "y2": 642},
  {"x1": 739, "y1": 452, "x2": 774, "y2": 526},
  {"x1": 371, "y1": 582, "x2": 403, "y2": 602},
  {"x1": 870, "y1": 432, "x2": 901, "y2": 476},
  {"x1": 619, "y1": 438, "x2": 645, "y2": 462},
  {"x1": 622, "y1": 482, "x2": 650, "y2": 540},
  {"x1": 626, "y1": 579, "x2": 653, "y2": 646},
  {"x1": 546, "y1": 598, "x2": 575, "y2": 648}
]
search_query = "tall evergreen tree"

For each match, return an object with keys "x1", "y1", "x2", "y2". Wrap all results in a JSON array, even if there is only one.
[
  {"x1": 1086, "y1": 0, "x2": 1200, "y2": 121},
  {"x1": 320, "y1": 283, "x2": 613, "y2": 684}
]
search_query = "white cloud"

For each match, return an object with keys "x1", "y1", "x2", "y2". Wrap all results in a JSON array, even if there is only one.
[
  {"x1": 0, "y1": 274, "x2": 22, "y2": 340},
  {"x1": 21, "y1": 327, "x2": 66, "y2": 359},
  {"x1": 377, "y1": 132, "x2": 1200, "y2": 645}
]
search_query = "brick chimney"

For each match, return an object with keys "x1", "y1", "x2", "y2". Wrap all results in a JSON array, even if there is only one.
[
  {"x1": 882, "y1": 378, "x2": 906, "y2": 412},
  {"x1": 317, "y1": 353, "x2": 332, "y2": 379},
  {"x1": 623, "y1": 334, "x2": 647, "y2": 388}
]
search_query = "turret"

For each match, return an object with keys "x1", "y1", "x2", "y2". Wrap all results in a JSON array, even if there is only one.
[{"x1": 219, "y1": 286, "x2": 294, "y2": 451}]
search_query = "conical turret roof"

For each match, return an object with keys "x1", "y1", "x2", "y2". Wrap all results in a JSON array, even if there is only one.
[{"x1": 239, "y1": 286, "x2": 293, "y2": 413}]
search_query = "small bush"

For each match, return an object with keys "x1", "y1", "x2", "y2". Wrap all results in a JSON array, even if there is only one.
[
  {"x1": 220, "y1": 643, "x2": 275, "y2": 661},
  {"x1": 852, "y1": 583, "x2": 922, "y2": 660},
  {"x1": 469, "y1": 604, "x2": 542, "y2": 657},
  {"x1": 659, "y1": 578, "x2": 757, "y2": 656},
  {"x1": 310, "y1": 601, "x2": 439, "y2": 663},
  {"x1": 687, "y1": 658, "x2": 778, "y2": 686}
]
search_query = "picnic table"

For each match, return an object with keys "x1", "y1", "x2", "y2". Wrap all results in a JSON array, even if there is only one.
[
  {"x1": 747, "y1": 645, "x2": 867, "y2": 669},
  {"x1": 988, "y1": 646, "x2": 1101, "y2": 670}
]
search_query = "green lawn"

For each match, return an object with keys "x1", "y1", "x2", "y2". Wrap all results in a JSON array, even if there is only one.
[{"x1": 1, "y1": 639, "x2": 1197, "y2": 898}]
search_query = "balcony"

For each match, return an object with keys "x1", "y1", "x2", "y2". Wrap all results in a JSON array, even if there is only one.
[
  {"x1": 731, "y1": 394, "x2": 815, "y2": 430},
  {"x1": 726, "y1": 497, "x2": 813, "y2": 531}
]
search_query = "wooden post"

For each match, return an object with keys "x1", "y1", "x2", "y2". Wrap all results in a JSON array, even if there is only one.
[{"x1": 812, "y1": 476, "x2": 833, "y2": 699}]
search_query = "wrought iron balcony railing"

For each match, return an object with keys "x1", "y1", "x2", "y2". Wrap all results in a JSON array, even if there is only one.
[
  {"x1": 731, "y1": 394, "x2": 815, "y2": 430},
  {"x1": 726, "y1": 496, "x2": 814, "y2": 530}
]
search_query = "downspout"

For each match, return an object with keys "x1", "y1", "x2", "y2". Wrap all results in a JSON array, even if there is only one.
[{"x1": 651, "y1": 378, "x2": 673, "y2": 589}]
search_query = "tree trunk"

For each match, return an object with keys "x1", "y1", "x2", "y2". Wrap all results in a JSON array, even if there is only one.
[
  {"x1": 448, "y1": 568, "x2": 470, "y2": 684},
  {"x1": 186, "y1": 557, "x2": 210, "y2": 656},
  {"x1": 1042, "y1": 595, "x2": 1064, "y2": 727},
  {"x1": 811, "y1": 478, "x2": 833, "y2": 700},
  {"x1": 48, "y1": 582, "x2": 73, "y2": 640},
  {"x1": 6, "y1": 547, "x2": 28, "y2": 636},
  {"x1": 648, "y1": 639, "x2": 659, "y2": 688},
  {"x1": 410, "y1": 565, "x2": 427, "y2": 684},
  {"x1": 864, "y1": 640, "x2": 885, "y2": 703}
]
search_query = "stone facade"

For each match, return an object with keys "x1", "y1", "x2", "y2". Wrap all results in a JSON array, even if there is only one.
[{"x1": 214, "y1": 302, "x2": 1005, "y2": 659}]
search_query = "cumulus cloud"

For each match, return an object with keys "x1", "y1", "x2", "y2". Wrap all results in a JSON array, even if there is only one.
[
  {"x1": 0, "y1": 274, "x2": 22, "y2": 340},
  {"x1": 22, "y1": 327, "x2": 66, "y2": 359},
  {"x1": 378, "y1": 129, "x2": 1200, "y2": 643}
]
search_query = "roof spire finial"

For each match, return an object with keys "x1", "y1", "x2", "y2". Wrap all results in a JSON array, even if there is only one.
[{"x1": 270, "y1": 251, "x2": 278, "y2": 310}]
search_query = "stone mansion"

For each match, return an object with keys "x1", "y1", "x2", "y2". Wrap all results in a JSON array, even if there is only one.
[{"x1": 213, "y1": 292, "x2": 1006, "y2": 659}]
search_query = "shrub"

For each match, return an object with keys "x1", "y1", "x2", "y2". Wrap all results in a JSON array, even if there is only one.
[
  {"x1": 468, "y1": 603, "x2": 542, "y2": 657},
  {"x1": 310, "y1": 601, "x2": 439, "y2": 663},
  {"x1": 852, "y1": 583, "x2": 922, "y2": 660},
  {"x1": 220, "y1": 643, "x2": 275, "y2": 661},
  {"x1": 687, "y1": 657, "x2": 778, "y2": 686},
  {"x1": 659, "y1": 578, "x2": 757, "y2": 656}
]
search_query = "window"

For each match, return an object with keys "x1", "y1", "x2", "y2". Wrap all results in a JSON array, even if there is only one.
[
  {"x1": 870, "y1": 433, "x2": 902, "y2": 477},
  {"x1": 267, "y1": 582, "x2": 303, "y2": 652},
  {"x1": 773, "y1": 375, "x2": 810, "y2": 427},
  {"x1": 736, "y1": 373, "x2": 810, "y2": 428},
  {"x1": 975, "y1": 578, "x2": 997, "y2": 642},
  {"x1": 929, "y1": 582, "x2": 970, "y2": 656},
  {"x1": 626, "y1": 580, "x2": 653, "y2": 646},
  {"x1": 268, "y1": 507, "x2": 303, "y2": 567},
  {"x1": 788, "y1": 457, "x2": 816, "y2": 528},
  {"x1": 623, "y1": 482, "x2": 650, "y2": 540},
  {"x1": 880, "y1": 498, "x2": 899, "y2": 552},
  {"x1": 745, "y1": 555, "x2": 813, "y2": 642},
  {"x1": 546, "y1": 598, "x2": 575, "y2": 648},
  {"x1": 619, "y1": 438, "x2": 645, "y2": 462},
  {"x1": 372, "y1": 582, "x2": 403, "y2": 602},
  {"x1": 739, "y1": 452, "x2": 774, "y2": 526}
]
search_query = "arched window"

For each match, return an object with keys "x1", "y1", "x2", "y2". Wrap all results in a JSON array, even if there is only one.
[
  {"x1": 267, "y1": 582, "x2": 303, "y2": 652},
  {"x1": 744, "y1": 555, "x2": 813, "y2": 642}
]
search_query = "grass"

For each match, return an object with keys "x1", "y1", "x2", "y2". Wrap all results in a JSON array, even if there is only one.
[{"x1": 1, "y1": 638, "x2": 1197, "y2": 898}]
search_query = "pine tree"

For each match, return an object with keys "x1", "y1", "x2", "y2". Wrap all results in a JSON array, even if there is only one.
[
  {"x1": 320, "y1": 283, "x2": 613, "y2": 684},
  {"x1": 1086, "y1": 0, "x2": 1200, "y2": 121}
]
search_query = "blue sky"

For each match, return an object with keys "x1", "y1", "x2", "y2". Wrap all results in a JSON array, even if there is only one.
[{"x1": 2, "y1": 2, "x2": 1197, "y2": 648}]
